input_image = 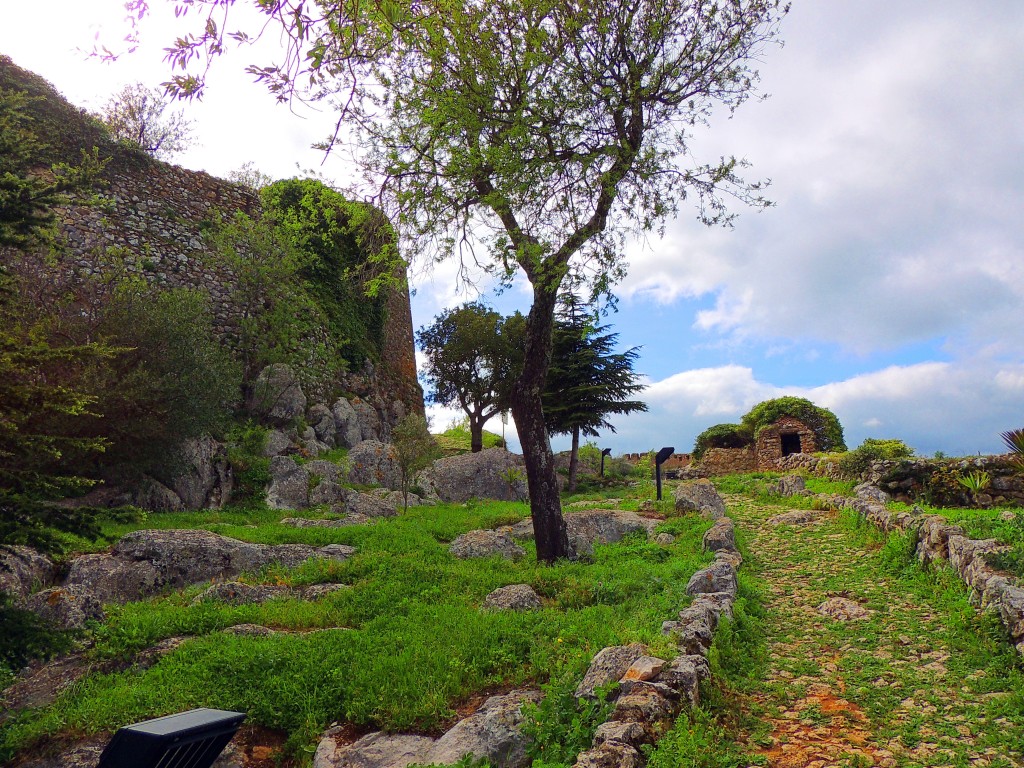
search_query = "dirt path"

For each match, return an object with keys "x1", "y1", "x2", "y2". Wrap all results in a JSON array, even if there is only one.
[{"x1": 727, "y1": 495, "x2": 1024, "y2": 768}]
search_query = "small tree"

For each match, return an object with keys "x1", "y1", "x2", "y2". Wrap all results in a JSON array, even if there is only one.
[
  {"x1": 417, "y1": 303, "x2": 522, "y2": 453},
  {"x1": 100, "y1": 82, "x2": 194, "y2": 159},
  {"x1": 227, "y1": 161, "x2": 274, "y2": 191},
  {"x1": 391, "y1": 414, "x2": 440, "y2": 512},
  {"x1": 542, "y1": 298, "x2": 646, "y2": 493}
]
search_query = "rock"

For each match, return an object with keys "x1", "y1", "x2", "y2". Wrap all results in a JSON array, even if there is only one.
[
  {"x1": 421, "y1": 690, "x2": 543, "y2": 768},
  {"x1": 998, "y1": 585, "x2": 1024, "y2": 650},
  {"x1": 332, "y1": 397, "x2": 364, "y2": 448},
  {"x1": 818, "y1": 596, "x2": 870, "y2": 621},
  {"x1": 854, "y1": 483, "x2": 891, "y2": 505},
  {"x1": 133, "y1": 478, "x2": 185, "y2": 512},
  {"x1": 64, "y1": 529, "x2": 355, "y2": 604},
  {"x1": 0, "y1": 545, "x2": 56, "y2": 601},
  {"x1": 305, "y1": 460, "x2": 347, "y2": 484},
  {"x1": 152, "y1": 435, "x2": 233, "y2": 510},
  {"x1": 222, "y1": 624, "x2": 277, "y2": 636},
  {"x1": 609, "y1": 682, "x2": 677, "y2": 725},
  {"x1": 280, "y1": 517, "x2": 359, "y2": 529},
  {"x1": 267, "y1": 459, "x2": 310, "y2": 510},
  {"x1": 310, "y1": 479, "x2": 350, "y2": 507},
  {"x1": 420, "y1": 449, "x2": 528, "y2": 503},
  {"x1": 192, "y1": 581, "x2": 292, "y2": 606},
  {"x1": 714, "y1": 549, "x2": 743, "y2": 568},
  {"x1": 701, "y1": 518, "x2": 735, "y2": 552},
  {"x1": 348, "y1": 440, "x2": 402, "y2": 489},
  {"x1": 25, "y1": 586, "x2": 105, "y2": 630},
  {"x1": 655, "y1": 655, "x2": 710, "y2": 708},
  {"x1": 565, "y1": 511, "x2": 659, "y2": 558},
  {"x1": 314, "y1": 732, "x2": 434, "y2": 768},
  {"x1": 769, "y1": 475, "x2": 806, "y2": 497},
  {"x1": 12, "y1": 740, "x2": 106, "y2": 768},
  {"x1": 685, "y1": 561, "x2": 738, "y2": 597},
  {"x1": 249, "y1": 364, "x2": 307, "y2": 426},
  {"x1": 691, "y1": 592, "x2": 735, "y2": 622},
  {"x1": 352, "y1": 399, "x2": 383, "y2": 442},
  {"x1": 575, "y1": 643, "x2": 648, "y2": 699},
  {"x1": 303, "y1": 583, "x2": 351, "y2": 600},
  {"x1": 450, "y1": 530, "x2": 526, "y2": 561},
  {"x1": 264, "y1": 429, "x2": 294, "y2": 457},
  {"x1": 308, "y1": 404, "x2": 337, "y2": 447},
  {"x1": 620, "y1": 656, "x2": 665, "y2": 683},
  {"x1": 672, "y1": 480, "x2": 726, "y2": 519},
  {"x1": 345, "y1": 491, "x2": 400, "y2": 518},
  {"x1": 671, "y1": 620, "x2": 714, "y2": 656},
  {"x1": 653, "y1": 533, "x2": 675, "y2": 546},
  {"x1": 484, "y1": 584, "x2": 542, "y2": 611},
  {"x1": 573, "y1": 742, "x2": 643, "y2": 768},
  {"x1": 767, "y1": 510, "x2": 821, "y2": 526},
  {"x1": 591, "y1": 720, "x2": 651, "y2": 749}
]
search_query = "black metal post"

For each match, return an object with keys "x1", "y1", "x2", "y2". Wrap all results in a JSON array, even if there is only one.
[
  {"x1": 654, "y1": 446, "x2": 675, "y2": 501},
  {"x1": 600, "y1": 447, "x2": 611, "y2": 477}
]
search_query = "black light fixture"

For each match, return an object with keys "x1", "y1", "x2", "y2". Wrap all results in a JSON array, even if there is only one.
[
  {"x1": 654, "y1": 446, "x2": 675, "y2": 501},
  {"x1": 98, "y1": 708, "x2": 246, "y2": 768},
  {"x1": 600, "y1": 447, "x2": 612, "y2": 477}
]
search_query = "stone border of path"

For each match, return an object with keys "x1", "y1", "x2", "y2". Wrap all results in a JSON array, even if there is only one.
[
  {"x1": 569, "y1": 491, "x2": 742, "y2": 768},
  {"x1": 774, "y1": 476, "x2": 1024, "y2": 657}
]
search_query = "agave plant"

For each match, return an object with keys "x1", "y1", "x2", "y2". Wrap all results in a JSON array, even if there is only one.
[
  {"x1": 1001, "y1": 428, "x2": 1024, "y2": 471},
  {"x1": 957, "y1": 470, "x2": 991, "y2": 493}
]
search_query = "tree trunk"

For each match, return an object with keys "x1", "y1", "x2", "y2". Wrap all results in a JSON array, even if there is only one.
[
  {"x1": 511, "y1": 286, "x2": 570, "y2": 563},
  {"x1": 567, "y1": 426, "x2": 580, "y2": 494},
  {"x1": 470, "y1": 414, "x2": 484, "y2": 453}
]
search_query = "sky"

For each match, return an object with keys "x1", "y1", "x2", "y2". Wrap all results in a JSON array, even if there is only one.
[{"x1": 2, "y1": 0, "x2": 1022, "y2": 458}]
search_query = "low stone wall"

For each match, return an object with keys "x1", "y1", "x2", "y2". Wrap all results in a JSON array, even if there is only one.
[{"x1": 699, "y1": 447, "x2": 756, "y2": 476}]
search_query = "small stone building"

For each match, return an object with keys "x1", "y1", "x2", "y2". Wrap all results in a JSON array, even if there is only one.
[{"x1": 754, "y1": 416, "x2": 818, "y2": 469}]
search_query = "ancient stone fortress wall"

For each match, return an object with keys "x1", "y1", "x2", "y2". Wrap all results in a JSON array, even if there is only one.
[{"x1": 0, "y1": 56, "x2": 422, "y2": 416}]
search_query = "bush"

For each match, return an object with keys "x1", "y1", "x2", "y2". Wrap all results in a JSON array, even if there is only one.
[
  {"x1": 692, "y1": 423, "x2": 753, "y2": 462},
  {"x1": 225, "y1": 421, "x2": 271, "y2": 506},
  {"x1": 0, "y1": 593, "x2": 74, "y2": 674},
  {"x1": 85, "y1": 281, "x2": 242, "y2": 476},
  {"x1": 837, "y1": 438, "x2": 914, "y2": 478}
]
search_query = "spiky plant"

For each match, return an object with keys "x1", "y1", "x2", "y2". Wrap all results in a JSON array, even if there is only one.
[{"x1": 1001, "y1": 429, "x2": 1024, "y2": 472}]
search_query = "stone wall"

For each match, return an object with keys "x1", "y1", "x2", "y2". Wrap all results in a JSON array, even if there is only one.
[
  {"x1": 699, "y1": 447, "x2": 756, "y2": 476},
  {"x1": 0, "y1": 56, "x2": 423, "y2": 416},
  {"x1": 755, "y1": 416, "x2": 818, "y2": 470}
]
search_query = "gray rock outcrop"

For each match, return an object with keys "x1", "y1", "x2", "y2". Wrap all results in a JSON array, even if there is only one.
[
  {"x1": 701, "y1": 518, "x2": 736, "y2": 553},
  {"x1": 64, "y1": 529, "x2": 355, "y2": 605},
  {"x1": 347, "y1": 440, "x2": 402, "y2": 489},
  {"x1": 0, "y1": 546, "x2": 56, "y2": 601},
  {"x1": 313, "y1": 691, "x2": 541, "y2": 768},
  {"x1": 508, "y1": 510, "x2": 659, "y2": 558},
  {"x1": 575, "y1": 643, "x2": 648, "y2": 699},
  {"x1": 672, "y1": 479, "x2": 726, "y2": 519},
  {"x1": 332, "y1": 397, "x2": 364, "y2": 448},
  {"x1": 484, "y1": 584, "x2": 542, "y2": 611},
  {"x1": 420, "y1": 449, "x2": 527, "y2": 502},
  {"x1": 449, "y1": 530, "x2": 526, "y2": 560},
  {"x1": 248, "y1": 364, "x2": 307, "y2": 426}
]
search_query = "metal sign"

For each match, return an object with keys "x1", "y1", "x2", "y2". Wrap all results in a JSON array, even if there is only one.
[
  {"x1": 98, "y1": 708, "x2": 246, "y2": 768},
  {"x1": 654, "y1": 446, "x2": 675, "y2": 501},
  {"x1": 600, "y1": 447, "x2": 612, "y2": 477}
]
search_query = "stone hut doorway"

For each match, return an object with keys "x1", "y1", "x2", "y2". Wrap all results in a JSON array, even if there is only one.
[{"x1": 780, "y1": 433, "x2": 802, "y2": 456}]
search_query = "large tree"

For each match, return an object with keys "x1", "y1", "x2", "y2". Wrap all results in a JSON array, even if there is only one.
[
  {"x1": 543, "y1": 298, "x2": 646, "y2": 492},
  {"x1": 141, "y1": 0, "x2": 787, "y2": 561},
  {"x1": 416, "y1": 302, "x2": 522, "y2": 453}
]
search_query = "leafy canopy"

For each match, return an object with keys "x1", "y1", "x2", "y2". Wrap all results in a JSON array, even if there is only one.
[
  {"x1": 740, "y1": 396, "x2": 846, "y2": 453},
  {"x1": 691, "y1": 423, "x2": 752, "y2": 462}
]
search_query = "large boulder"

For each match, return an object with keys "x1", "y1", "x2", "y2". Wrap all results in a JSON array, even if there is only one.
[
  {"x1": 420, "y1": 449, "x2": 527, "y2": 502},
  {"x1": 508, "y1": 510, "x2": 658, "y2": 558},
  {"x1": 165, "y1": 435, "x2": 233, "y2": 510},
  {"x1": 484, "y1": 584, "x2": 542, "y2": 611},
  {"x1": 673, "y1": 479, "x2": 726, "y2": 519},
  {"x1": 575, "y1": 643, "x2": 648, "y2": 699},
  {"x1": 25, "y1": 586, "x2": 105, "y2": 630},
  {"x1": 352, "y1": 399, "x2": 383, "y2": 442},
  {"x1": 348, "y1": 440, "x2": 402, "y2": 489},
  {"x1": 248, "y1": 364, "x2": 307, "y2": 426},
  {"x1": 450, "y1": 530, "x2": 526, "y2": 560},
  {"x1": 0, "y1": 545, "x2": 56, "y2": 601},
  {"x1": 64, "y1": 529, "x2": 355, "y2": 604},
  {"x1": 420, "y1": 690, "x2": 542, "y2": 768},
  {"x1": 308, "y1": 404, "x2": 337, "y2": 448},
  {"x1": 331, "y1": 397, "x2": 364, "y2": 448},
  {"x1": 267, "y1": 456, "x2": 311, "y2": 510}
]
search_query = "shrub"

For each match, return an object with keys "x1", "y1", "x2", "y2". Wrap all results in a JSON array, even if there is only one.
[
  {"x1": 225, "y1": 421, "x2": 271, "y2": 506},
  {"x1": 85, "y1": 281, "x2": 242, "y2": 476},
  {"x1": 692, "y1": 423, "x2": 753, "y2": 462},
  {"x1": 837, "y1": 438, "x2": 914, "y2": 478},
  {"x1": 0, "y1": 594, "x2": 74, "y2": 674}
]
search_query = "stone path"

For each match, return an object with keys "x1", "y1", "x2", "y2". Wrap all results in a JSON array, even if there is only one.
[{"x1": 728, "y1": 495, "x2": 1024, "y2": 768}]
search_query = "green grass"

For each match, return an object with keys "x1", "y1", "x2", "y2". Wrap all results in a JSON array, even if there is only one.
[{"x1": 1, "y1": 497, "x2": 715, "y2": 765}]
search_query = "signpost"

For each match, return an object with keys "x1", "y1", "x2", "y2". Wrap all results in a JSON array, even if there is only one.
[
  {"x1": 600, "y1": 447, "x2": 612, "y2": 477},
  {"x1": 98, "y1": 709, "x2": 246, "y2": 768},
  {"x1": 654, "y1": 446, "x2": 675, "y2": 501}
]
